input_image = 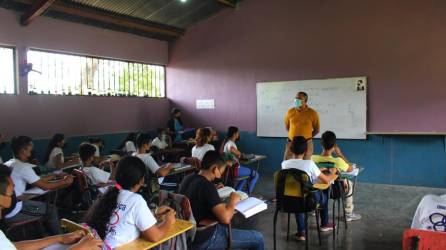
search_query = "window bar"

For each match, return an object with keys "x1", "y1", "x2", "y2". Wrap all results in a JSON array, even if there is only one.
[{"x1": 138, "y1": 63, "x2": 142, "y2": 97}]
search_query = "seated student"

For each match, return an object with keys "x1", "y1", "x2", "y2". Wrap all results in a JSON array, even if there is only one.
[
  {"x1": 151, "y1": 128, "x2": 170, "y2": 150},
  {"x1": 0, "y1": 164, "x2": 103, "y2": 250},
  {"x1": 411, "y1": 194, "x2": 446, "y2": 231},
  {"x1": 221, "y1": 126, "x2": 259, "y2": 194},
  {"x1": 282, "y1": 136, "x2": 338, "y2": 240},
  {"x1": 118, "y1": 133, "x2": 137, "y2": 154},
  {"x1": 192, "y1": 128, "x2": 215, "y2": 162},
  {"x1": 88, "y1": 138, "x2": 105, "y2": 158},
  {"x1": 311, "y1": 131, "x2": 361, "y2": 222},
  {"x1": 4, "y1": 136, "x2": 74, "y2": 235},
  {"x1": 179, "y1": 151, "x2": 264, "y2": 249},
  {"x1": 134, "y1": 133, "x2": 173, "y2": 177},
  {"x1": 45, "y1": 133, "x2": 79, "y2": 169},
  {"x1": 79, "y1": 143, "x2": 116, "y2": 188},
  {"x1": 85, "y1": 156, "x2": 176, "y2": 249}
]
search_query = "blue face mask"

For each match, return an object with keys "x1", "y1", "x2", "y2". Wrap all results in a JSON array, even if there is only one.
[{"x1": 294, "y1": 98, "x2": 302, "y2": 108}]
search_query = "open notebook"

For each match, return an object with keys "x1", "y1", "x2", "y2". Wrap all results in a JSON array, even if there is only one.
[
  {"x1": 235, "y1": 197, "x2": 267, "y2": 218},
  {"x1": 217, "y1": 186, "x2": 249, "y2": 200}
]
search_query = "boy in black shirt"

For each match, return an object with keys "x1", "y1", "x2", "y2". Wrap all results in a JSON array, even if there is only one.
[{"x1": 179, "y1": 151, "x2": 264, "y2": 250}]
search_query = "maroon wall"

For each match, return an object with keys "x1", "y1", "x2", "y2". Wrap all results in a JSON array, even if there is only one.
[
  {"x1": 167, "y1": 0, "x2": 446, "y2": 133},
  {"x1": 0, "y1": 8, "x2": 170, "y2": 138}
]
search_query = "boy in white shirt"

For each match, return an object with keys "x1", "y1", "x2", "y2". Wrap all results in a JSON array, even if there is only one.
[
  {"x1": 118, "y1": 133, "x2": 137, "y2": 154},
  {"x1": 151, "y1": 128, "x2": 170, "y2": 150},
  {"x1": 4, "y1": 136, "x2": 74, "y2": 235},
  {"x1": 282, "y1": 136, "x2": 338, "y2": 241},
  {"x1": 0, "y1": 164, "x2": 103, "y2": 250},
  {"x1": 79, "y1": 143, "x2": 115, "y2": 187},
  {"x1": 134, "y1": 133, "x2": 173, "y2": 177}
]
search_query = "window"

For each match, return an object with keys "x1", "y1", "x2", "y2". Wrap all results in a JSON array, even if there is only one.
[
  {"x1": 27, "y1": 49, "x2": 165, "y2": 97},
  {"x1": 0, "y1": 46, "x2": 16, "y2": 94}
]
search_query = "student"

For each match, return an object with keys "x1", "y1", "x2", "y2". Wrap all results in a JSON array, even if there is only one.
[
  {"x1": 192, "y1": 128, "x2": 215, "y2": 161},
  {"x1": 151, "y1": 128, "x2": 170, "y2": 150},
  {"x1": 179, "y1": 151, "x2": 264, "y2": 249},
  {"x1": 282, "y1": 136, "x2": 338, "y2": 241},
  {"x1": 134, "y1": 133, "x2": 173, "y2": 177},
  {"x1": 167, "y1": 108, "x2": 184, "y2": 142},
  {"x1": 118, "y1": 133, "x2": 137, "y2": 154},
  {"x1": 79, "y1": 143, "x2": 115, "y2": 188},
  {"x1": 411, "y1": 194, "x2": 446, "y2": 231},
  {"x1": 311, "y1": 131, "x2": 362, "y2": 222},
  {"x1": 84, "y1": 156, "x2": 176, "y2": 249},
  {"x1": 0, "y1": 164, "x2": 103, "y2": 250},
  {"x1": 88, "y1": 138, "x2": 105, "y2": 158},
  {"x1": 45, "y1": 133, "x2": 79, "y2": 169},
  {"x1": 4, "y1": 136, "x2": 74, "y2": 235},
  {"x1": 221, "y1": 126, "x2": 259, "y2": 194}
]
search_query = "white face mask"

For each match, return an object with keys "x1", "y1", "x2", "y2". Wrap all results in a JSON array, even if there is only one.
[{"x1": 161, "y1": 134, "x2": 167, "y2": 141}]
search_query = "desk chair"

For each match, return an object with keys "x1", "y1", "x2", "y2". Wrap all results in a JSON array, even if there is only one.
[
  {"x1": 273, "y1": 169, "x2": 322, "y2": 250},
  {"x1": 72, "y1": 169, "x2": 99, "y2": 211},
  {"x1": 403, "y1": 229, "x2": 446, "y2": 250},
  {"x1": 3, "y1": 217, "x2": 45, "y2": 242},
  {"x1": 316, "y1": 161, "x2": 348, "y2": 247},
  {"x1": 159, "y1": 190, "x2": 232, "y2": 250}
]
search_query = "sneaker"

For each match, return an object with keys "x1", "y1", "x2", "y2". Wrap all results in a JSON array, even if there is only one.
[
  {"x1": 346, "y1": 213, "x2": 362, "y2": 222},
  {"x1": 294, "y1": 232, "x2": 306, "y2": 241},
  {"x1": 320, "y1": 223, "x2": 336, "y2": 232}
]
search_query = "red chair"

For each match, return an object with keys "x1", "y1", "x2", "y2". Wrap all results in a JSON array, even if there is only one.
[{"x1": 403, "y1": 229, "x2": 446, "y2": 250}]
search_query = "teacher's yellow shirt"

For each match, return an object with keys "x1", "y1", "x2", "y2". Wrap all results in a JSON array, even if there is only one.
[{"x1": 284, "y1": 107, "x2": 320, "y2": 140}]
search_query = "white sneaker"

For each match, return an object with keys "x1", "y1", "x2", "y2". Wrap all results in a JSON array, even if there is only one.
[{"x1": 346, "y1": 213, "x2": 362, "y2": 222}]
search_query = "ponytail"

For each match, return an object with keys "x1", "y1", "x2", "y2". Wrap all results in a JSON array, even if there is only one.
[{"x1": 84, "y1": 156, "x2": 146, "y2": 239}]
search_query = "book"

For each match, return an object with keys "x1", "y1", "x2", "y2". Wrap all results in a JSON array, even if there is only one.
[
  {"x1": 235, "y1": 197, "x2": 267, "y2": 218},
  {"x1": 217, "y1": 186, "x2": 248, "y2": 200},
  {"x1": 23, "y1": 187, "x2": 48, "y2": 195}
]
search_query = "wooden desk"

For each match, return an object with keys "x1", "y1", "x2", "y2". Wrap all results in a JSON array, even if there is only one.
[
  {"x1": 313, "y1": 175, "x2": 338, "y2": 190},
  {"x1": 116, "y1": 219, "x2": 194, "y2": 250},
  {"x1": 240, "y1": 155, "x2": 267, "y2": 166},
  {"x1": 169, "y1": 163, "x2": 195, "y2": 175}
]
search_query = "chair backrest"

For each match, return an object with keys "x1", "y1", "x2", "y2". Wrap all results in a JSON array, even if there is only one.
[
  {"x1": 403, "y1": 229, "x2": 446, "y2": 250},
  {"x1": 72, "y1": 169, "x2": 89, "y2": 192},
  {"x1": 158, "y1": 191, "x2": 196, "y2": 250},
  {"x1": 274, "y1": 169, "x2": 316, "y2": 213}
]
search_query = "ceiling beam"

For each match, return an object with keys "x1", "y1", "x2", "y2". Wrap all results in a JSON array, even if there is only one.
[
  {"x1": 14, "y1": 0, "x2": 184, "y2": 39},
  {"x1": 21, "y1": 0, "x2": 56, "y2": 25},
  {"x1": 217, "y1": 0, "x2": 236, "y2": 8}
]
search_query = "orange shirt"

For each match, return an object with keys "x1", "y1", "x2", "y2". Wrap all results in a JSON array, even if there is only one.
[{"x1": 284, "y1": 107, "x2": 320, "y2": 140}]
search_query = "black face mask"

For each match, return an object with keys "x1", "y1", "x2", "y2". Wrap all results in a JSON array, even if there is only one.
[{"x1": 1, "y1": 193, "x2": 18, "y2": 219}]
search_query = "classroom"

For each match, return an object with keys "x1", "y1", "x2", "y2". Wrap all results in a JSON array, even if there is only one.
[{"x1": 0, "y1": 0, "x2": 445, "y2": 249}]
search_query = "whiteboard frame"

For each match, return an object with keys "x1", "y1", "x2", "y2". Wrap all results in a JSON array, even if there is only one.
[{"x1": 256, "y1": 76, "x2": 368, "y2": 140}]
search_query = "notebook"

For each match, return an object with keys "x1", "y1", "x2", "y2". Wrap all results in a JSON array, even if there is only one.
[
  {"x1": 217, "y1": 186, "x2": 248, "y2": 200},
  {"x1": 235, "y1": 197, "x2": 267, "y2": 218}
]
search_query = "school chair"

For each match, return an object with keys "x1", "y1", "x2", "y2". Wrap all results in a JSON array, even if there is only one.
[
  {"x1": 71, "y1": 169, "x2": 99, "y2": 211},
  {"x1": 403, "y1": 229, "x2": 446, "y2": 250},
  {"x1": 3, "y1": 217, "x2": 45, "y2": 242},
  {"x1": 158, "y1": 190, "x2": 232, "y2": 250},
  {"x1": 273, "y1": 169, "x2": 322, "y2": 250},
  {"x1": 316, "y1": 162, "x2": 348, "y2": 246}
]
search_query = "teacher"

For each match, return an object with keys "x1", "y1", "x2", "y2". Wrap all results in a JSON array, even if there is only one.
[{"x1": 284, "y1": 91, "x2": 320, "y2": 160}]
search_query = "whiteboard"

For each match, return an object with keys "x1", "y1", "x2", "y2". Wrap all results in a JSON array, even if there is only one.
[{"x1": 256, "y1": 76, "x2": 367, "y2": 139}]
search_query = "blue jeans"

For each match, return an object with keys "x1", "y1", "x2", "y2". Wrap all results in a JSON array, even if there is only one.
[
  {"x1": 236, "y1": 166, "x2": 259, "y2": 194},
  {"x1": 193, "y1": 224, "x2": 264, "y2": 250},
  {"x1": 295, "y1": 189, "x2": 329, "y2": 232}
]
